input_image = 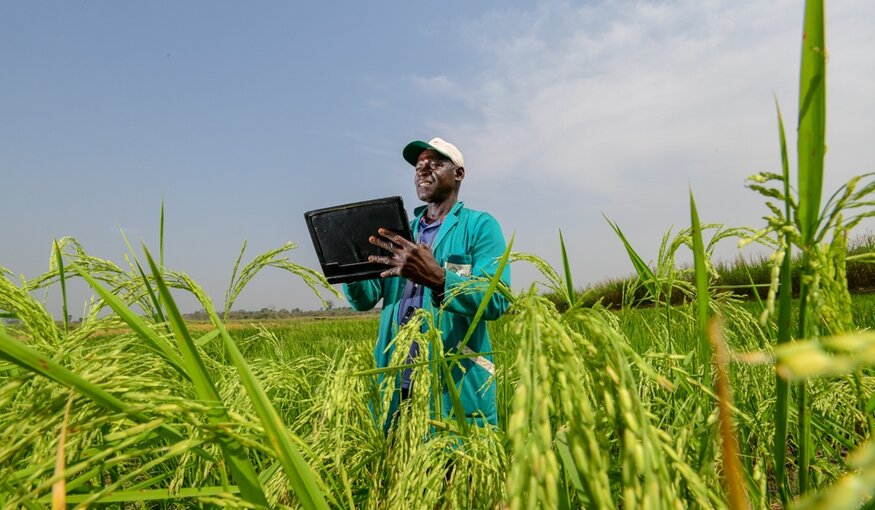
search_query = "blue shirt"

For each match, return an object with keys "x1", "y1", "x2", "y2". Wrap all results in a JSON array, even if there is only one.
[{"x1": 397, "y1": 216, "x2": 442, "y2": 389}]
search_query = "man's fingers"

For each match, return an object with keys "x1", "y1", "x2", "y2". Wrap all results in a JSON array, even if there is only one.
[
  {"x1": 378, "y1": 228, "x2": 415, "y2": 248},
  {"x1": 377, "y1": 265, "x2": 402, "y2": 278},
  {"x1": 369, "y1": 235, "x2": 397, "y2": 253},
  {"x1": 368, "y1": 255, "x2": 394, "y2": 266},
  {"x1": 371, "y1": 228, "x2": 417, "y2": 255}
]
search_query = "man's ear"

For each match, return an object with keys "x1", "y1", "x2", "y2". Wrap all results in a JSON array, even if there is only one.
[{"x1": 455, "y1": 166, "x2": 465, "y2": 182}]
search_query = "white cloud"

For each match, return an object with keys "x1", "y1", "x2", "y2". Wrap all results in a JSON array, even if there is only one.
[
  {"x1": 407, "y1": 0, "x2": 875, "y2": 287},
  {"x1": 452, "y1": 1, "x2": 798, "y2": 182},
  {"x1": 409, "y1": 74, "x2": 467, "y2": 101}
]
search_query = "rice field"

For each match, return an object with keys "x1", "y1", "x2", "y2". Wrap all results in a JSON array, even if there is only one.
[
  {"x1": 3, "y1": 0, "x2": 875, "y2": 508},
  {"x1": 3, "y1": 257, "x2": 875, "y2": 509}
]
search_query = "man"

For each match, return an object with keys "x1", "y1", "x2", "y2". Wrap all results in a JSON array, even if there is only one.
[{"x1": 342, "y1": 137, "x2": 511, "y2": 430}]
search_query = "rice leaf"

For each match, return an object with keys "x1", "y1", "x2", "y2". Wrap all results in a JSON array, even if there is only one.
[
  {"x1": 559, "y1": 230, "x2": 575, "y2": 308},
  {"x1": 159, "y1": 199, "x2": 165, "y2": 311},
  {"x1": 796, "y1": 0, "x2": 826, "y2": 244},
  {"x1": 71, "y1": 264, "x2": 187, "y2": 378},
  {"x1": 774, "y1": 97, "x2": 795, "y2": 504},
  {"x1": 689, "y1": 190, "x2": 711, "y2": 382},
  {"x1": 225, "y1": 240, "x2": 248, "y2": 321},
  {"x1": 45, "y1": 486, "x2": 241, "y2": 504},
  {"x1": 196, "y1": 286, "x2": 333, "y2": 509},
  {"x1": 436, "y1": 235, "x2": 513, "y2": 436},
  {"x1": 435, "y1": 338, "x2": 470, "y2": 437},
  {"x1": 709, "y1": 318, "x2": 750, "y2": 510},
  {"x1": 52, "y1": 240, "x2": 68, "y2": 334},
  {"x1": 795, "y1": 0, "x2": 826, "y2": 493},
  {"x1": 555, "y1": 430, "x2": 587, "y2": 499},
  {"x1": 195, "y1": 328, "x2": 222, "y2": 347},
  {"x1": 142, "y1": 247, "x2": 269, "y2": 508},
  {"x1": 743, "y1": 265, "x2": 766, "y2": 315},
  {"x1": 51, "y1": 395, "x2": 73, "y2": 510},
  {"x1": 120, "y1": 228, "x2": 167, "y2": 325},
  {"x1": 159, "y1": 199, "x2": 165, "y2": 269},
  {"x1": 456, "y1": 233, "x2": 514, "y2": 353},
  {"x1": 604, "y1": 214, "x2": 659, "y2": 301},
  {"x1": 0, "y1": 327, "x2": 202, "y2": 456}
]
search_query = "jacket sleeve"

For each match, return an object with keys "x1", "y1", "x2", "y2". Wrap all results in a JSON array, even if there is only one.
[
  {"x1": 440, "y1": 213, "x2": 511, "y2": 320},
  {"x1": 342, "y1": 279, "x2": 384, "y2": 311}
]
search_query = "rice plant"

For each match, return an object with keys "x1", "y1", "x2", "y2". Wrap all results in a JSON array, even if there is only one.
[{"x1": 740, "y1": 0, "x2": 875, "y2": 502}]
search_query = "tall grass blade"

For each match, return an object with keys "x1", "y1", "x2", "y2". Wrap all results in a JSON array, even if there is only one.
[
  {"x1": 709, "y1": 318, "x2": 750, "y2": 510},
  {"x1": 795, "y1": 0, "x2": 826, "y2": 493},
  {"x1": 189, "y1": 277, "x2": 332, "y2": 509},
  {"x1": 436, "y1": 337, "x2": 470, "y2": 436},
  {"x1": 554, "y1": 431, "x2": 587, "y2": 499},
  {"x1": 120, "y1": 228, "x2": 167, "y2": 325},
  {"x1": 142, "y1": 247, "x2": 269, "y2": 507},
  {"x1": 52, "y1": 240, "x2": 69, "y2": 333},
  {"x1": 225, "y1": 240, "x2": 248, "y2": 321},
  {"x1": 430, "y1": 235, "x2": 513, "y2": 436},
  {"x1": 159, "y1": 199, "x2": 165, "y2": 311},
  {"x1": 797, "y1": 283, "x2": 813, "y2": 495},
  {"x1": 0, "y1": 327, "x2": 200, "y2": 453},
  {"x1": 159, "y1": 199, "x2": 165, "y2": 269},
  {"x1": 774, "y1": 98, "x2": 795, "y2": 503},
  {"x1": 604, "y1": 214, "x2": 659, "y2": 301},
  {"x1": 71, "y1": 265, "x2": 186, "y2": 377},
  {"x1": 690, "y1": 190, "x2": 711, "y2": 382},
  {"x1": 456, "y1": 233, "x2": 514, "y2": 352},
  {"x1": 43, "y1": 486, "x2": 242, "y2": 504},
  {"x1": 559, "y1": 230, "x2": 575, "y2": 307},
  {"x1": 51, "y1": 395, "x2": 73, "y2": 510},
  {"x1": 743, "y1": 265, "x2": 766, "y2": 315},
  {"x1": 797, "y1": 0, "x2": 826, "y2": 245}
]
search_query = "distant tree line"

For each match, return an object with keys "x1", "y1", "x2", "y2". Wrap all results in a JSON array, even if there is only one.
[
  {"x1": 555, "y1": 231, "x2": 875, "y2": 310},
  {"x1": 1, "y1": 303, "x2": 378, "y2": 326},
  {"x1": 182, "y1": 303, "x2": 379, "y2": 321}
]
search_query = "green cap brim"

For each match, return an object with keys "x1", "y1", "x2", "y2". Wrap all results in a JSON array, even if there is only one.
[{"x1": 402, "y1": 140, "x2": 449, "y2": 167}]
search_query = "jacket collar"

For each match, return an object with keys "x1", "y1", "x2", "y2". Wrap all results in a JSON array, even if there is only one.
[{"x1": 413, "y1": 201, "x2": 463, "y2": 250}]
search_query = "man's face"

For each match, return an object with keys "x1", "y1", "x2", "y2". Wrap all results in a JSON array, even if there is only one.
[{"x1": 414, "y1": 149, "x2": 461, "y2": 203}]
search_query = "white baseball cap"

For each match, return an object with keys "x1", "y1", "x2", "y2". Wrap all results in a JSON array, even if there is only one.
[{"x1": 402, "y1": 137, "x2": 465, "y2": 168}]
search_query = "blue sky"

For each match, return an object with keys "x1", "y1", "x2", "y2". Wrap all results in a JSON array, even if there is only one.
[{"x1": 3, "y1": 1, "x2": 875, "y2": 316}]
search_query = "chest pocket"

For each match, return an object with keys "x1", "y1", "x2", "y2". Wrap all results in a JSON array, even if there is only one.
[
  {"x1": 445, "y1": 254, "x2": 473, "y2": 277},
  {"x1": 434, "y1": 209, "x2": 474, "y2": 277}
]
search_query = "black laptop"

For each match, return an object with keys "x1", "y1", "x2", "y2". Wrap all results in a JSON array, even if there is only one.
[{"x1": 304, "y1": 196, "x2": 414, "y2": 284}]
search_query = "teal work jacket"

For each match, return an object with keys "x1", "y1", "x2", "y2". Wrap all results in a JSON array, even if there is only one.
[{"x1": 342, "y1": 201, "x2": 511, "y2": 429}]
